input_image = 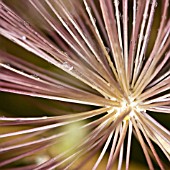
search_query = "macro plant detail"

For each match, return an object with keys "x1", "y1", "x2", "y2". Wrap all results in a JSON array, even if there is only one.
[{"x1": 0, "y1": 0, "x2": 169, "y2": 169}]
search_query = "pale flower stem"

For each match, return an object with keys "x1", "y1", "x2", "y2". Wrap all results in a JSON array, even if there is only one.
[
  {"x1": 0, "y1": 144, "x2": 51, "y2": 167},
  {"x1": 135, "y1": 0, "x2": 157, "y2": 79},
  {"x1": 48, "y1": 0, "x2": 105, "y2": 72},
  {"x1": 151, "y1": 0, "x2": 169, "y2": 50},
  {"x1": 64, "y1": 115, "x2": 123, "y2": 168},
  {"x1": 114, "y1": 0, "x2": 123, "y2": 51},
  {"x1": 134, "y1": 111, "x2": 170, "y2": 159},
  {"x1": 0, "y1": 109, "x2": 112, "y2": 142},
  {"x1": 137, "y1": 76, "x2": 169, "y2": 102},
  {"x1": 135, "y1": 111, "x2": 170, "y2": 161},
  {"x1": 132, "y1": 38, "x2": 170, "y2": 98},
  {"x1": 28, "y1": 1, "x2": 119, "y2": 98},
  {"x1": 126, "y1": 120, "x2": 133, "y2": 170},
  {"x1": 141, "y1": 101, "x2": 170, "y2": 109},
  {"x1": 0, "y1": 107, "x2": 111, "y2": 126},
  {"x1": 92, "y1": 131, "x2": 114, "y2": 170},
  {"x1": 48, "y1": 1, "x2": 105, "y2": 70},
  {"x1": 99, "y1": 0, "x2": 129, "y2": 96},
  {"x1": 136, "y1": 111, "x2": 170, "y2": 140},
  {"x1": 82, "y1": 0, "x2": 123, "y2": 95},
  {"x1": 138, "y1": 63, "x2": 170, "y2": 100},
  {"x1": 88, "y1": 0, "x2": 110, "y2": 47},
  {"x1": 131, "y1": 0, "x2": 150, "y2": 87},
  {"x1": 156, "y1": 21, "x2": 170, "y2": 54},
  {"x1": 0, "y1": 131, "x2": 43, "y2": 148},
  {"x1": 147, "y1": 70, "x2": 170, "y2": 88},
  {"x1": 35, "y1": 136, "x2": 86, "y2": 169},
  {"x1": 118, "y1": 123, "x2": 124, "y2": 170},
  {"x1": 107, "y1": 126, "x2": 120, "y2": 169},
  {"x1": 56, "y1": 0, "x2": 117, "y2": 85},
  {"x1": 34, "y1": 120, "x2": 109, "y2": 169},
  {"x1": 46, "y1": 150, "x2": 81, "y2": 170},
  {"x1": 138, "y1": 83, "x2": 170, "y2": 103},
  {"x1": 0, "y1": 132, "x2": 63, "y2": 153},
  {"x1": 128, "y1": 0, "x2": 144, "y2": 82},
  {"x1": 134, "y1": 35, "x2": 170, "y2": 93},
  {"x1": 137, "y1": 122, "x2": 165, "y2": 170},
  {"x1": 0, "y1": 87, "x2": 107, "y2": 106},
  {"x1": 83, "y1": 0, "x2": 120, "y2": 84},
  {"x1": 0, "y1": 51, "x2": 88, "y2": 91},
  {"x1": 107, "y1": 120, "x2": 128, "y2": 170},
  {"x1": 132, "y1": 0, "x2": 136, "y2": 38},
  {"x1": 74, "y1": 136, "x2": 107, "y2": 169},
  {"x1": 57, "y1": 0, "x2": 102, "y2": 61},
  {"x1": 133, "y1": 0, "x2": 170, "y2": 90},
  {"x1": 147, "y1": 107, "x2": 170, "y2": 114},
  {"x1": 0, "y1": 26, "x2": 107, "y2": 95},
  {"x1": 122, "y1": 0, "x2": 128, "y2": 77},
  {"x1": 131, "y1": 117, "x2": 154, "y2": 170}
]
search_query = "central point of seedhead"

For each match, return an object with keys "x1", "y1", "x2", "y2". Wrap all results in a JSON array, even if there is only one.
[
  {"x1": 121, "y1": 97, "x2": 137, "y2": 109},
  {"x1": 115, "y1": 96, "x2": 142, "y2": 120},
  {"x1": 109, "y1": 96, "x2": 144, "y2": 120}
]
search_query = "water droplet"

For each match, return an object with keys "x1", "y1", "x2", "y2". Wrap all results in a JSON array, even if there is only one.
[
  {"x1": 63, "y1": 52, "x2": 68, "y2": 57},
  {"x1": 105, "y1": 47, "x2": 110, "y2": 53},
  {"x1": 87, "y1": 6, "x2": 91, "y2": 11},
  {"x1": 23, "y1": 21, "x2": 29, "y2": 26},
  {"x1": 22, "y1": 35, "x2": 26, "y2": 40},
  {"x1": 62, "y1": 62, "x2": 73, "y2": 71},
  {"x1": 32, "y1": 74, "x2": 40, "y2": 79}
]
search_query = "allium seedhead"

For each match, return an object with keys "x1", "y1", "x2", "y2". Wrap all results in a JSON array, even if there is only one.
[{"x1": 0, "y1": 0, "x2": 169, "y2": 169}]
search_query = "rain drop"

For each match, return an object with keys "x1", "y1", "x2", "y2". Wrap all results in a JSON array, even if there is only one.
[
  {"x1": 62, "y1": 62, "x2": 73, "y2": 71},
  {"x1": 22, "y1": 35, "x2": 26, "y2": 40},
  {"x1": 63, "y1": 52, "x2": 68, "y2": 57},
  {"x1": 105, "y1": 47, "x2": 110, "y2": 53},
  {"x1": 32, "y1": 74, "x2": 40, "y2": 79},
  {"x1": 87, "y1": 6, "x2": 91, "y2": 12}
]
